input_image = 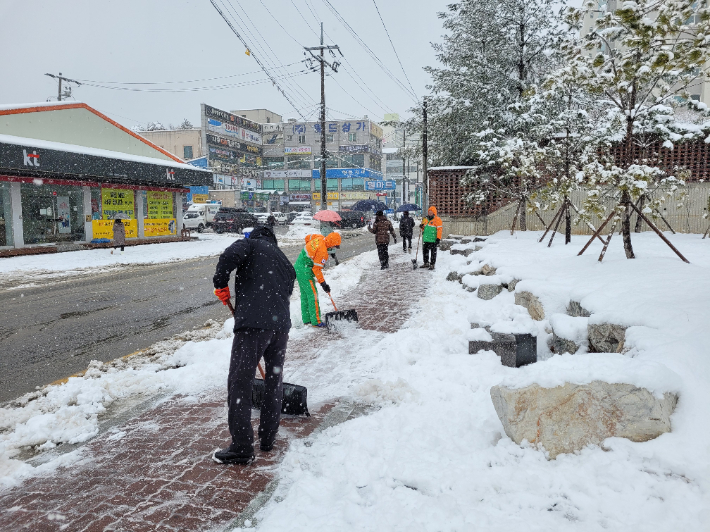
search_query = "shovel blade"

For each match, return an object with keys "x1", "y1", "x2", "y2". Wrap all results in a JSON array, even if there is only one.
[
  {"x1": 325, "y1": 309, "x2": 359, "y2": 329},
  {"x1": 252, "y1": 378, "x2": 310, "y2": 416}
]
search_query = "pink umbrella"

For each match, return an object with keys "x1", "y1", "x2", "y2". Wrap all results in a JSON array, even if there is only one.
[{"x1": 313, "y1": 209, "x2": 341, "y2": 222}]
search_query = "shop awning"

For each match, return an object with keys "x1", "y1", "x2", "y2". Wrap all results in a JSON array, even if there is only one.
[{"x1": 0, "y1": 134, "x2": 212, "y2": 188}]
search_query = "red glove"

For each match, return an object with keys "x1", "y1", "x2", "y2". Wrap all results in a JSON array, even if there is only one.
[{"x1": 214, "y1": 286, "x2": 231, "y2": 305}]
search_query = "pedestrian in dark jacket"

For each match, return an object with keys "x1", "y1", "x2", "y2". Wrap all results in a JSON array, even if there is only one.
[
  {"x1": 368, "y1": 210, "x2": 397, "y2": 269},
  {"x1": 212, "y1": 226, "x2": 297, "y2": 465},
  {"x1": 399, "y1": 211, "x2": 415, "y2": 253},
  {"x1": 111, "y1": 219, "x2": 126, "y2": 254}
]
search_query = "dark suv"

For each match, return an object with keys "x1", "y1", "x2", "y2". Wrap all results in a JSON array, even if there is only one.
[
  {"x1": 213, "y1": 208, "x2": 258, "y2": 234},
  {"x1": 336, "y1": 210, "x2": 368, "y2": 229}
]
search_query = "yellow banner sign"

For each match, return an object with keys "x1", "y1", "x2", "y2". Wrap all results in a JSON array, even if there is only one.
[
  {"x1": 312, "y1": 192, "x2": 340, "y2": 201},
  {"x1": 192, "y1": 194, "x2": 208, "y2": 204},
  {"x1": 144, "y1": 218, "x2": 177, "y2": 237},
  {"x1": 102, "y1": 188, "x2": 135, "y2": 220},
  {"x1": 370, "y1": 122, "x2": 383, "y2": 139},
  {"x1": 92, "y1": 219, "x2": 137, "y2": 239},
  {"x1": 147, "y1": 191, "x2": 174, "y2": 219}
]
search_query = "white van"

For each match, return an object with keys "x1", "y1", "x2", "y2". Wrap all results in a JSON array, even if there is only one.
[{"x1": 184, "y1": 203, "x2": 220, "y2": 231}]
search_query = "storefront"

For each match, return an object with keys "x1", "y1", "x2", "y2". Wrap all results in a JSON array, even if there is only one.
[{"x1": 0, "y1": 136, "x2": 211, "y2": 249}]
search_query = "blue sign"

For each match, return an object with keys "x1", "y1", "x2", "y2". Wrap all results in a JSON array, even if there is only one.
[
  {"x1": 188, "y1": 156, "x2": 209, "y2": 168},
  {"x1": 312, "y1": 168, "x2": 383, "y2": 180},
  {"x1": 365, "y1": 180, "x2": 396, "y2": 191},
  {"x1": 186, "y1": 186, "x2": 209, "y2": 202}
]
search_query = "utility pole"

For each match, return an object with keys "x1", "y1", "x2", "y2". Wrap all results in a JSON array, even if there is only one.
[
  {"x1": 305, "y1": 24, "x2": 340, "y2": 212},
  {"x1": 45, "y1": 72, "x2": 81, "y2": 101},
  {"x1": 422, "y1": 98, "x2": 428, "y2": 210}
]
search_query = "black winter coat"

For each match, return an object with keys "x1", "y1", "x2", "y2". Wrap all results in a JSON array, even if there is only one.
[
  {"x1": 399, "y1": 215, "x2": 415, "y2": 237},
  {"x1": 213, "y1": 226, "x2": 296, "y2": 331}
]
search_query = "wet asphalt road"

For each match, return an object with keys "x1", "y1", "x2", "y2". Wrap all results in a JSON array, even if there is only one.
[{"x1": 0, "y1": 229, "x2": 377, "y2": 403}]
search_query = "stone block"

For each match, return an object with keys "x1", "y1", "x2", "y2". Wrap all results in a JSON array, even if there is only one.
[
  {"x1": 588, "y1": 323, "x2": 627, "y2": 353},
  {"x1": 481, "y1": 264, "x2": 497, "y2": 276},
  {"x1": 567, "y1": 301, "x2": 591, "y2": 318},
  {"x1": 490, "y1": 381, "x2": 678, "y2": 458},
  {"x1": 507, "y1": 279, "x2": 520, "y2": 292},
  {"x1": 439, "y1": 239, "x2": 455, "y2": 251},
  {"x1": 550, "y1": 334, "x2": 580, "y2": 354},
  {"x1": 514, "y1": 291, "x2": 545, "y2": 321},
  {"x1": 469, "y1": 332, "x2": 537, "y2": 368},
  {"x1": 477, "y1": 284, "x2": 504, "y2": 300},
  {"x1": 451, "y1": 248, "x2": 475, "y2": 257},
  {"x1": 446, "y1": 271, "x2": 463, "y2": 283}
]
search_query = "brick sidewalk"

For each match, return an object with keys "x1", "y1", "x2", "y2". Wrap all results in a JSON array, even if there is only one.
[{"x1": 0, "y1": 249, "x2": 430, "y2": 532}]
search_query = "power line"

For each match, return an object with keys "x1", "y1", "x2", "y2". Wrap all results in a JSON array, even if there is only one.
[
  {"x1": 370, "y1": 0, "x2": 418, "y2": 99},
  {"x1": 73, "y1": 62, "x2": 304, "y2": 85},
  {"x1": 319, "y1": 0, "x2": 417, "y2": 101},
  {"x1": 79, "y1": 70, "x2": 310, "y2": 93},
  {"x1": 209, "y1": 0, "x2": 307, "y2": 119},
  {"x1": 223, "y1": 0, "x2": 315, "y2": 111}
]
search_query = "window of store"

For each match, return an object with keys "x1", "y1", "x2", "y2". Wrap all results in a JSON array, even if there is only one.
[
  {"x1": 183, "y1": 145, "x2": 194, "y2": 159},
  {"x1": 264, "y1": 157, "x2": 285, "y2": 169},
  {"x1": 21, "y1": 183, "x2": 85, "y2": 244},
  {"x1": 91, "y1": 188, "x2": 103, "y2": 220},
  {"x1": 351, "y1": 178, "x2": 364, "y2": 191},
  {"x1": 262, "y1": 179, "x2": 286, "y2": 191},
  {"x1": 326, "y1": 134, "x2": 334, "y2": 143},
  {"x1": 298, "y1": 135, "x2": 306, "y2": 144},
  {"x1": 348, "y1": 132, "x2": 357, "y2": 142},
  {"x1": 286, "y1": 156, "x2": 311, "y2": 169},
  {"x1": 0, "y1": 182, "x2": 14, "y2": 247},
  {"x1": 288, "y1": 179, "x2": 311, "y2": 191},
  {"x1": 327, "y1": 180, "x2": 338, "y2": 191}
]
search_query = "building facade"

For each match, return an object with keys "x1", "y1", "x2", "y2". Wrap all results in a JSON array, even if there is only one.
[
  {"x1": 0, "y1": 102, "x2": 210, "y2": 250},
  {"x1": 138, "y1": 128, "x2": 204, "y2": 162}
]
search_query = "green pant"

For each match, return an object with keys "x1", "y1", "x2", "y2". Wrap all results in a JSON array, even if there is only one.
[{"x1": 294, "y1": 249, "x2": 321, "y2": 326}]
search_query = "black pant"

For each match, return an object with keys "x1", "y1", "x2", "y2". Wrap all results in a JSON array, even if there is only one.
[
  {"x1": 402, "y1": 235, "x2": 412, "y2": 251},
  {"x1": 227, "y1": 327, "x2": 288, "y2": 455},
  {"x1": 376, "y1": 243, "x2": 390, "y2": 268},
  {"x1": 113, "y1": 245, "x2": 124, "y2": 252},
  {"x1": 423, "y1": 242, "x2": 438, "y2": 265}
]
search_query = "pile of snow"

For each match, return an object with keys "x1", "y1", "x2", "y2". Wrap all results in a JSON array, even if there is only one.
[
  {"x1": 245, "y1": 231, "x2": 710, "y2": 530},
  {"x1": 0, "y1": 233, "x2": 241, "y2": 288},
  {"x1": 0, "y1": 249, "x2": 378, "y2": 489}
]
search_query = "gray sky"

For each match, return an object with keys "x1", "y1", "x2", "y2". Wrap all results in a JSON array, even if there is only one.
[{"x1": 0, "y1": 0, "x2": 452, "y2": 129}]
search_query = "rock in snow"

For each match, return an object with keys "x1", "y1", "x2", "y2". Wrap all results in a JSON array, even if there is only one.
[
  {"x1": 588, "y1": 323, "x2": 627, "y2": 353},
  {"x1": 446, "y1": 271, "x2": 463, "y2": 283},
  {"x1": 550, "y1": 333, "x2": 580, "y2": 354},
  {"x1": 567, "y1": 300, "x2": 592, "y2": 318},
  {"x1": 514, "y1": 291, "x2": 545, "y2": 321},
  {"x1": 439, "y1": 239, "x2": 455, "y2": 251},
  {"x1": 477, "y1": 283, "x2": 504, "y2": 300},
  {"x1": 490, "y1": 381, "x2": 678, "y2": 459}
]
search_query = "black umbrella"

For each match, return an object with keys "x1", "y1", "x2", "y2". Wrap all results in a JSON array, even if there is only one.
[
  {"x1": 396, "y1": 203, "x2": 422, "y2": 212},
  {"x1": 351, "y1": 199, "x2": 387, "y2": 211}
]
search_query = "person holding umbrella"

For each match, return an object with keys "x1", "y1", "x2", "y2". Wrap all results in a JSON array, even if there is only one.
[
  {"x1": 399, "y1": 211, "x2": 415, "y2": 253},
  {"x1": 420, "y1": 206, "x2": 443, "y2": 270},
  {"x1": 368, "y1": 210, "x2": 397, "y2": 269}
]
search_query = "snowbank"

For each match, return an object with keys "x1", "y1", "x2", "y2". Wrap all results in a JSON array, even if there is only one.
[{"x1": 247, "y1": 231, "x2": 710, "y2": 531}]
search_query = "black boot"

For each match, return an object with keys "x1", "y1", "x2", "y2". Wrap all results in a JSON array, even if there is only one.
[
  {"x1": 420, "y1": 262, "x2": 430, "y2": 268},
  {"x1": 212, "y1": 447, "x2": 255, "y2": 465}
]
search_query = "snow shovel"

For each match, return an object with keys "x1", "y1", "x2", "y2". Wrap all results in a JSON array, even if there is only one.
[
  {"x1": 324, "y1": 293, "x2": 359, "y2": 329},
  {"x1": 412, "y1": 228, "x2": 422, "y2": 270},
  {"x1": 226, "y1": 300, "x2": 309, "y2": 416}
]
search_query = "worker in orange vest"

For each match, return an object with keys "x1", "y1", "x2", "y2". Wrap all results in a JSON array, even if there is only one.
[{"x1": 294, "y1": 232, "x2": 342, "y2": 327}]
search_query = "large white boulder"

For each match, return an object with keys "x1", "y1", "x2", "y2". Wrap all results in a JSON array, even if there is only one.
[{"x1": 490, "y1": 381, "x2": 678, "y2": 459}]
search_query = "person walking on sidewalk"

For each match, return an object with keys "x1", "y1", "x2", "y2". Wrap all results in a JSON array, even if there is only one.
[
  {"x1": 368, "y1": 210, "x2": 397, "y2": 269},
  {"x1": 420, "y1": 206, "x2": 443, "y2": 270},
  {"x1": 294, "y1": 232, "x2": 342, "y2": 328},
  {"x1": 212, "y1": 225, "x2": 297, "y2": 465},
  {"x1": 399, "y1": 211, "x2": 415, "y2": 253},
  {"x1": 110, "y1": 218, "x2": 125, "y2": 254}
]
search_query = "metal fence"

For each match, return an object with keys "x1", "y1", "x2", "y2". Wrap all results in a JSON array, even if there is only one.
[{"x1": 441, "y1": 182, "x2": 710, "y2": 238}]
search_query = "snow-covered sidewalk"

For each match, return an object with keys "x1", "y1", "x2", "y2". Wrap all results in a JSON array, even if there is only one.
[{"x1": 1, "y1": 231, "x2": 708, "y2": 531}]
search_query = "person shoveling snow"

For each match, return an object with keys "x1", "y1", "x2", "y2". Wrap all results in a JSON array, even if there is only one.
[{"x1": 294, "y1": 231, "x2": 341, "y2": 328}]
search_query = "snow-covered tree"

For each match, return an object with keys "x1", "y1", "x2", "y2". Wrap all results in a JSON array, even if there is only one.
[
  {"x1": 561, "y1": 0, "x2": 710, "y2": 258},
  {"x1": 178, "y1": 119, "x2": 194, "y2": 129},
  {"x1": 424, "y1": 0, "x2": 562, "y2": 166}
]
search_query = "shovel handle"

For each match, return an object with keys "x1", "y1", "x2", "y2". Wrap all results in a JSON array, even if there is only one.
[
  {"x1": 226, "y1": 299, "x2": 266, "y2": 380},
  {"x1": 328, "y1": 293, "x2": 339, "y2": 312}
]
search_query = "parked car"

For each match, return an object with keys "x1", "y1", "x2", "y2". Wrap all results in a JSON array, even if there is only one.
[
  {"x1": 291, "y1": 212, "x2": 315, "y2": 226},
  {"x1": 183, "y1": 210, "x2": 207, "y2": 233},
  {"x1": 213, "y1": 208, "x2": 258, "y2": 234},
  {"x1": 335, "y1": 210, "x2": 368, "y2": 229}
]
